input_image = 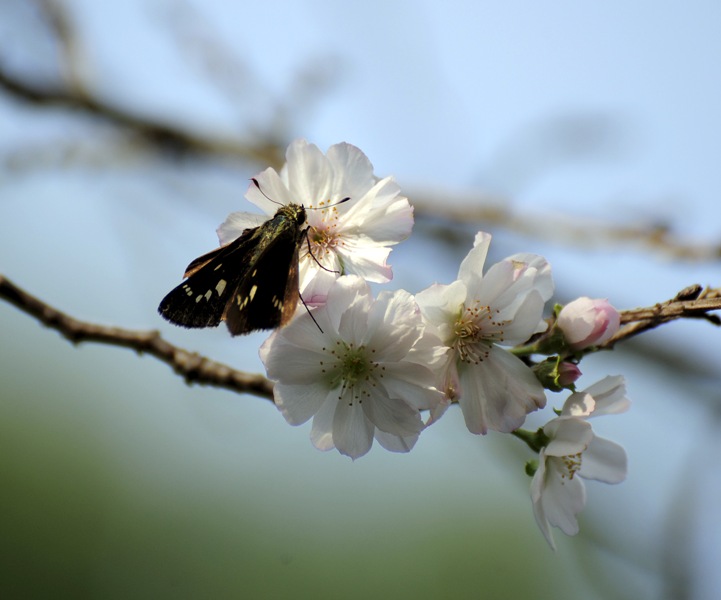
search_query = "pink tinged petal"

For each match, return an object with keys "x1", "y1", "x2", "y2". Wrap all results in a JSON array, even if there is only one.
[
  {"x1": 557, "y1": 297, "x2": 621, "y2": 350},
  {"x1": 543, "y1": 418, "x2": 594, "y2": 457},
  {"x1": 540, "y1": 455, "x2": 586, "y2": 536},
  {"x1": 283, "y1": 139, "x2": 333, "y2": 206},
  {"x1": 457, "y1": 231, "x2": 492, "y2": 281},
  {"x1": 557, "y1": 362, "x2": 582, "y2": 386},
  {"x1": 374, "y1": 430, "x2": 418, "y2": 453},
  {"x1": 361, "y1": 384, "x2": 424, "y2": 437},
  {"x1": 332, "y1": 393, "x2": 375, "y2": 459},
  {"x1": 505, "y1": 253, "x2": 554, "y2": 302},
  {"x1": 457, "y1": 346, "x2": 546, "y2": 434},
  {"x1": 579, "y1": 436, "x2": 628, "y2": 483},
  {"x1": 475, "y1": 258, "x2": 549, "y2": 319},
  {"x1": 298, "y1": 268, "x2": 336, "y2": 306},
  {"x1": 216, "y1": 211, "x2": 270, "y2": 245},
  {"x1": 310, "y1": 396, "x2": 338, "y2": 451},
  {"x1": 298, "y1": 257, "x2": 343, "y2": 300},
  {"x1": 465, "y1": 260, "x2": 520, "y2": 310},
  {"x1": 274, "y1": 382, "x2": 332, "y2": 426},
  {"x1": 581, "y1": 375, "x2": 630, "y2": 417},
  {"x1": 245, "y1": 167, "x2": 295, "y2": 215}
]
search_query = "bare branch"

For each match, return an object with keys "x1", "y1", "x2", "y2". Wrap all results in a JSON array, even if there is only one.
[
  {"x1": 600, "y1": 286, "x2": 721, "y2": 349},
  {"x1": 412, "y1": 192, "x2": 721, "y2": 262},
  {"x1": 2, "y1": 275, "x2": 720, "y2": 400},
  {"x1": 0, "y1": 275, "x2": 274, "y2": 401},
  {"x1": 0, "y1": 64, "x2": 284, "y2": 166},
  {"x1": 2, "y1": 2, "x2": 718, "y2": 262},
  {"x1": 1, "y1": 0, "x2": 286, "y2": 166}
]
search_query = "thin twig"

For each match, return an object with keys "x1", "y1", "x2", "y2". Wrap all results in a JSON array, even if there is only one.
[{"x1": 0, "y1": 275, "x2": 274, "y2": 401}]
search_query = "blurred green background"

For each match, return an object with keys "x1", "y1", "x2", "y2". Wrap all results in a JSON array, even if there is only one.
[{"x1": 2, "y1": 311, "x2": 603, "y2": 599}]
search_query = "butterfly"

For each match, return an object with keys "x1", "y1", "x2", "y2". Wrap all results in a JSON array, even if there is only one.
[{"x1": 158, "y1": 182, "x2": 348, "y2": 336}]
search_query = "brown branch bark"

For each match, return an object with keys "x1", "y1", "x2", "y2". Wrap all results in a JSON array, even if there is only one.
[
  {"x1": 2, "y1": 276, "x2": 721, "y2": 400},
  {"x1": 600, "y1": 285, "x2": 721, "y2": 349},
  {"x1": 0, "y1": 275, "x2": 274, "y2": 401}
]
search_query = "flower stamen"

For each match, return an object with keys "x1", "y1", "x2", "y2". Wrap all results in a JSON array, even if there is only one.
[
  {"x1": 452, "y1": 301, "x2": 508, "y2": 364},
  {"x1": 560, "y1": 453, "x2": 582, "y2": 481},
  {"x1": 326, "y1": 340, "x2": 380, "y2": 404}
]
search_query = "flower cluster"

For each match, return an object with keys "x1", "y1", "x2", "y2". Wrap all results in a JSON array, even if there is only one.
[
  {"x1": 530, "y1": 376, "x2": 629, "y2": 550},
  {"x1": 220, "y1": 139, "x2": 629, "y2": 548}
]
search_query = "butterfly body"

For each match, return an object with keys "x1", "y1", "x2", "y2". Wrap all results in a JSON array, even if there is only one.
[{"x1": 158, "y1": 203, "x2": 307, "y2": 336}]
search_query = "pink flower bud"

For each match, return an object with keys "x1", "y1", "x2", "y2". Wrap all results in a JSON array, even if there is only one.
[
  {"x1": 557, "y1": 362, "x2": 582, "y2": 386},
  {"x1": 557, "y1": 297, "x2": 621, "y2": 350}
]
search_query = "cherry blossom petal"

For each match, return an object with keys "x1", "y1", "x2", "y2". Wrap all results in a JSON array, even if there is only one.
[
  {"x1": 216, "y1": 211, "x2": 270, "y2": 245},
  {"x1": 543, "y1": 418, "x2": 593, "y2": 457},
  {"x1": 274, "y1": 382, "x2": 333, "y2": 426},
  {"x1": 457, "y1": 231, "x2": 491, "y2": 284},
  {"x1": 579, "y1": 436, "x2": 628, "y2": 484},
  {"x1": 332, "y1": 393, "x2": 375, "y2": 459}
]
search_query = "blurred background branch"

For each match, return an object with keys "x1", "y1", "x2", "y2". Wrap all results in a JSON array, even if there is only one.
[{"x1": 2, "y1": 0, "x2": 719, "y2": 262}]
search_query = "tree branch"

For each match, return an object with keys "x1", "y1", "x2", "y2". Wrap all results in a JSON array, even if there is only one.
[
  {"x1": 2, "y1": 276, "x2": 721, "y2": 400},
  {"x1": 1, "y1": 2, "x2": 718, "y2": 262},
  {"x1": 413, "y1": 194, "x2": 721, "y2": 262},
  {"x1": 0, "y1": 275, "x2": 274, "y2": 401},
  {"x1": 600, "y1": 284, "x2": 721, "y2": 349},
  {"x1": 0, "y1": 65, "x2": 284, "y2": 166}
]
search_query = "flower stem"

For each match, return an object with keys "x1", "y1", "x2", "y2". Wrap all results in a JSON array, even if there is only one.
[{"x1": 511, "y1": 427, "x2": 549, "y2": 453}]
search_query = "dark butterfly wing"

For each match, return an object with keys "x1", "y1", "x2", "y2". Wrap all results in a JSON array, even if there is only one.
[
  {"x1": 157, "y1": 228, "x2": 259, "y2": 329},
  {"x1": 224, "y1": 215, "x2": 305, "y2": 336},
  {"x1": 182, "y1": 226, "x2": 258, "y2": 277},
  {"x1": 159, "y1": 203, "x2": 307, "y2": 336}
]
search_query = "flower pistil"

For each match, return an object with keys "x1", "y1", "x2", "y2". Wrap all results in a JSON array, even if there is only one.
[{"x1": 452, "y1": 302, "x2": 506, "y2": 364}]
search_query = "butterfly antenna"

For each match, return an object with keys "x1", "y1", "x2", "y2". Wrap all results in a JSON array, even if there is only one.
[
  {"x1": 251, "y1": 178, "x2": 284, "y2": 207},
  {"x1": 299, "y1": 293, "x2": 324, "y2": 333},
  {"x1": 303, "y1": 228, "x2": 340, "y2": 274},
  {"x1": 306, "y1": 196, "x2": 351, "y2": 211},
  {"x1": 253, "y1": 177, "x2": 351, "y2": 211}
]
